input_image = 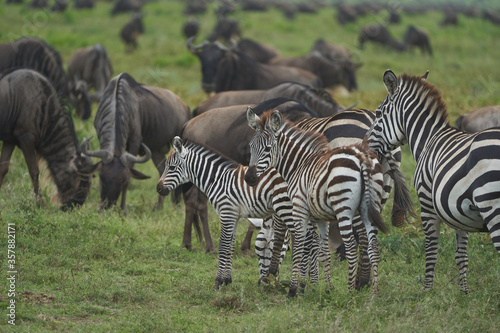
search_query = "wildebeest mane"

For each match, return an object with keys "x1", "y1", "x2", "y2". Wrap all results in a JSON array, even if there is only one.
[
  {"x1": 215, "y1": 49, "x2": 260, "y2": 92},
  {"x1": 231, "y1": 97, "x2": 317, "y2": 128}
]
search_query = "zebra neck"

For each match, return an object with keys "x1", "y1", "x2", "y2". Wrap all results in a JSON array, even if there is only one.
[
  {"x1": 275, "y1": 131, "x2": 319, "y2": 180},
  {"x1": 403, "y1": 97, "x2": 449, "y2": 162},
  {"x1": 184, "y1": 146, "x2": 236, "y2": 196}
]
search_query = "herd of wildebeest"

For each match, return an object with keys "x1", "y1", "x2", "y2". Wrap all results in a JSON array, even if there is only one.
[{"x1": 1, "y1": 0, "x2": 499, "y2": 295}]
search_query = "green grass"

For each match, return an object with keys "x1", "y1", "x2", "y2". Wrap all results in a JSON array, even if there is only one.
[{"x1": 1, "y1": 1, "x2": 500, "y2": 332}]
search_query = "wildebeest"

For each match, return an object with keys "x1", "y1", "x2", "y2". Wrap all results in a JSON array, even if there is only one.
[
  {"x1": 111, "y1": 0, "x2": 143, "y2": 16},
  {"x1": 208, "y1": 17, "x2": 241, "y2": 42},
  {"x1": 403, "y1": 25, "x2": 433, "y2": 56},
  {"x1": 0, "y1": 36, "x2": 91, "y2": 120},
  {"x1": 179, "y1": 99, "x2": 317, "y2": 253},
  {"x1": 440, "y1": 8, "x2": 459, "y2": 26},
  {"x1": 456, "y1": 106, "x2": 500, "y2": 133},
  {"x1": 30, "y1": 0, "x2": 48, "y2": 8},
  {"x1": 359, "y1": 23, "x2": 406, "y2": 52},
  {"x1": 269, "y1": 43, "x2": 359, "y2": 91},
  {"x1": 193, "y1": 82, "x2": 343, "y2": 117},
  {"x1": 483, "y1": 9, "x2": 500, "y2": 26},
  {"x1": 182, "y1": 17, "x2": 200, "y2": 40},
  {"x1": 336, "y1": 3, "x2": 358, "y2": 25},
  {"x1": 187, "y1": 38, "x2": 322, "y2": 94},
  {"x1": 74, "y1": 0, "x2": 94, "y2": 9},
  {"x1": 81, "y1": 73, "x2": 191, "y2": 212},
  {"x1": 51, "y1": 0, "x2": 67, "y2": 12},
  {"x1": 120, "y1": 13, "x2": 144, "y2": 53},
  {"x1": 67, "y1": 44, "x2": 113, "y2": 103},
  {"x1": 0, "y1": 69, "x2": 94, "y2": 209}
]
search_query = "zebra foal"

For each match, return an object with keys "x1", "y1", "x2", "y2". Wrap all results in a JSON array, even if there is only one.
[
  {"x1": 245, "y1": 109, "x2": 389, "y2": 296},
  {"x1": 367, "y1": 69, "x2": 500, "y2": 294},
  {"x1": 157, "y1": 137, "x2": 294, "y2": 289}
]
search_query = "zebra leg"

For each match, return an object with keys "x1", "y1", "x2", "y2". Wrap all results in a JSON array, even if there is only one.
[
  {"x1": 317, "y1": 221, "x2": 333, "y2": 291},
  {"x1": 255, "y1": 217, "x2": 273, "y2": 284},
  {"x1": 288, "y1": 215, "x2": 308, "y2": 297},
  {"x1": 337, "y1": 218, "x2": 358, "y2": 290},
  {"x1": 307, "y1": 224, "x2": 320, "y2": 285},
  {"x1": 214, "y1": 215, "x2": 237, "y2": 289},
  {"x1": 367, "y1": 229, "x2": 380, "y2": 294},
  {"x1": 269, "y1": 214, "x2": 287, "y2": 278},
  {"x1": 421, "y1": 211, "x2": 442, "y2": 291},
  {"x1": 352, "y1": 215, "x2": 371, "y2": 290},
  {"x1": 455, "y1": 230, "x2": 469, "y2": 294}
]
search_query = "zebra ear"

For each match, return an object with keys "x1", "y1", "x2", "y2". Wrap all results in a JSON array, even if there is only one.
[
  {"x1": 422, "y1": 70, "x2": 430, "y2": 81},
  {"x1": 383, "y1": 69, "x2": 398, "y2": 97},
  {"x1": 172, "y1": 136, "x2": 186, "y2": 157},
  {"x1": 246, "y1": 106, "x2": 259, "y2": 131},
  {"x1": 269, "y1": 110, "x2": 283, "y2": 134}
]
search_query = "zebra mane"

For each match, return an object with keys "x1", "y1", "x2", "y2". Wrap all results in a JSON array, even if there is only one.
[
  {"x1": 181, "y1": 139, "x2": 240, "y2": 170},
  {"x1": 400, "y1": 73, "x2": 449, "y2": 124},
  {"x1": 259, "y1": 110, "x2": 330, "y2": 154}
]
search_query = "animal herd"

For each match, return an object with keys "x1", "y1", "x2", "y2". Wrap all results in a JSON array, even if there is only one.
[{"x1": 1, "y1": 0, "x2": 499, "y2": 298}]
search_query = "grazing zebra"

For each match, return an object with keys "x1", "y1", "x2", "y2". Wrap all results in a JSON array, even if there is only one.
[
  {"x1": 245, "y1": 109, "x2": 389, "y2": 296},
  {"x1": 156, "y1": 137, "x2": 295, "y2": 289},
  {"x1": 367, "y1": 69, "x2": 500, "y2": 294}
]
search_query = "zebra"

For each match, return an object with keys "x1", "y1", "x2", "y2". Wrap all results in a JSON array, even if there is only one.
[
  {"x1": 156, "y1": 137, "x2": 295, "y2": 289},
  {"x1": 366, "y1": 69, "x2": 500, "y2": 294},
  {"x1": 245, "y1": 108, "x2": 389, "y2": 296}
]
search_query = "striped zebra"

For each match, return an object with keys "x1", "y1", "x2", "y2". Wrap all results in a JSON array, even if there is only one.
[
  {"x1": 156, "y1": 137, "x2": 295, "y2": 289},
  {"x1": 367, "y1": 69, "x2": 500, "y2": 294},
  {"x1": 245, "y1": 109, "x2": 389, "y2": 296}
]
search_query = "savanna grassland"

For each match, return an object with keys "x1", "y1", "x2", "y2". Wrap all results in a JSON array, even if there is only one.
[{"x1": 0, "y1": 1, "x2": 499, "y2": 332}]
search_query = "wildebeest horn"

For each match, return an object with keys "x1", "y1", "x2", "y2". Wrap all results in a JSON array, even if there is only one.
[
  {"x1": 214, "y1": 40, "x2": 232, "y2": 51},
  {"x1": 80, "y1": 136, "x2": 113, "y2": 164},
  {"x1": 187, "y1": 36, "x2": 208, "y2": 54},
  {"x1": 119, "y1": 143, "x2": 152, "y2": 166}
]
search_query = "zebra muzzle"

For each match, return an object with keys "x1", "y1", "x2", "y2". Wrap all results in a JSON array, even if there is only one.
[
  {"x1": 156, "y1": 182, "x2": 170, "y2": 196},
  {"x1": 245, "y1": 165, "x2": 260, "y2": 187}
]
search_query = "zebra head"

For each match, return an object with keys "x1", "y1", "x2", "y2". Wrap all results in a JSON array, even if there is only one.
[
  {"x1": 245, "y1": 106, "x2": 281, "y2": 186},
  {"x1": 367, "y1": 69, "x2": 414, "y2": 155},
  {"x1": 157, "y1": 136, "x2": 189, "y2": 196}
]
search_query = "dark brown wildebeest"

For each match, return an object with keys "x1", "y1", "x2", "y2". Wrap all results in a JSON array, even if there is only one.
[
  {"x1": 242, "y1": 0, "x2": 267, "y2": 11},
  {"x1": 74, "y1": 0, "x2": 94, "y2": 9},
  {"x1": 187, "y1": 38, "x2": 322, "y2": 94},
  {"x1": 440, "y1": 8, "x2": 459, "y2": 26},
  {"x1": 483, "y1": 9, "x2": 500, "y2": 26},
  {"x1": 0, "y1": 69, "x2": 94, "y2": 209},
  {"x1": 182, "y1": 17, "x2": 200, "y2": 40},
  {"x1": 81, "y1": 73, "x2": 190, "y2": 213},
  {"x1": 455, "y1": 106, "x2": 500, "y2": 133},
  {"x1": 30, "y1": 0, "x2": 48, "y2": 8},
  {"x1": 120, "y1": 13, "x2": 144, "y2": 53},
  {"x1": 193, "y1": 82, "x2": 343, "y2": 117},
  {"x1": 183, "y1": 0, "x2": 207, "y2": 15},
  {"x1": 403, "y1": 25, "x2": 433, "y2": 56},
  {"x1": 67, "y1": 44, "x2": 113, "y2": 104},
  {"x1": 336, "y1": 3, "x2": 358, "y2": 25},
  {"x1": 359, "y1": 23, "x2": 407, "y2": 52},
  {"x1": 0, "y1": 36, "x2": 91, "y2": 120},
  {"x1": 235, "y1": 38, "x2": 279, "y2": 64},
  {"x1": 208, "y1": 17, "x2": 241, "y2": 43},
  {"x1": 111, "y1": 0, "x2": 143, "y2": 16},
  {"x1": 179, "y1": 99, "x2": 317, "y2": 253},
  {"x1": 51, "y1": 0, "x2": 67, "y2": 12},
  {"x1": 269, "y1": 43, "x2": 359, "y2": 91}
]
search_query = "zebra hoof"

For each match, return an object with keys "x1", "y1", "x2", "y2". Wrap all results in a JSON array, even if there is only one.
[{"x1": 258, "y1": 276, "x2": 271, "y2": 286}]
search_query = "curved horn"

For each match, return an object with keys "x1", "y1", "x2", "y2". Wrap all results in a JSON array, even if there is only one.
[
  {"x1": 187, "y1": 36, "x2": 208, "y2": 54},
  {"x1": 80, "y1": 136, "x2": 113, "y2": 164},
  {"x1": 119, "y1": 143, "x2": 152, "y2": 167},
  {"x1": 214, "y1": 40, "x2": 231, "y2": 52}
]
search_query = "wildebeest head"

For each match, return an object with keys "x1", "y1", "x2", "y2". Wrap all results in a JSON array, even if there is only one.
[
  {"x1": 69, "y1": 78, "x2": 92, "y2": 120},
  {"x1": 187, "y1": 37, "x2": 231, "y2": 93},
  {"x1": 80, "y1": 137, "x2": 151, "y2": 210},
  {"x1": 60, "y1": 152, "x2": 97, "y2": 210}
]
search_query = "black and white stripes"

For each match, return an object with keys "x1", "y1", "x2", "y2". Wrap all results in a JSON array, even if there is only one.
[{"x1": 367, "y1": 70, "x2": 500, "y2": 294}]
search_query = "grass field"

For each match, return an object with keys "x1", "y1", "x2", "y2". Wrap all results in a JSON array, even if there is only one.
[{"x1": 0, "y1": 1, "x2": 499, "y2": 332}]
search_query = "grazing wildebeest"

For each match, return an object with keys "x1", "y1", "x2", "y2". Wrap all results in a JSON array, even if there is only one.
[
  {"x1": 187, "y1": 38, "x2": 322, "y2": 94},
  {"x1": 0, "y1": 69, "x2": 94, "y2": 209},
  {"x1": 81, "y1": 73, "x2": 191, "y2": 213},
  {"x1": 403, "y1": 25, "x2": 433, "y2": 56},
  {"x1": 336, "y1": 3, "x2": 358, "y2": 25},
  {"x1": 0, "y1": 37, "x2": 91, "y2": 119},
  {"x1": 111, "y1": 0, "x2": 143, "y2": 15},
  {"x1": 359, "y1": 23, "x2": 406, "y2": 52},
  {"x1": 183, "y1": 0, "x2": 207, "y2": 15},
  {"x1": 440, "y1": 8, "x2": 459, "y2": 26},
  {"x1": 120, "y1": 13, "x2": 144, "y2": 53},
  {"x1": 235, "y1": 38, "x2": 280, "y2": 64},
  {"x1": 182, "y1": 17, "x2": 200, "y2": 40},
  {"x1": 193, "y1": 82, "x2": 343, "y2": 117},
  {"x1": 67, "y1": 44, "x2": 113, "y2": 103},
  {"x1": 179, "y1": 99, "x2": 317, "y2": 254},
  {"x1": 269, "y1": 46, "x2": 358, "y2": 91},
  {"x1": 455, "y1": 106, "x2": 500, "y2": 133}
]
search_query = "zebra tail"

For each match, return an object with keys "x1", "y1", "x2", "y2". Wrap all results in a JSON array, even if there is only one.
[
  {"x1": 361, "y1": 156, "x2": 389, "y2": 234},
  {"x1": 388, "y1": 166, "x2": 417, "y2": 227}
]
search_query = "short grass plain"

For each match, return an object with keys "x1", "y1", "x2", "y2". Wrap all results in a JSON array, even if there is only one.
[{"x1": 0, "y1": 1, "x2": 499, "y2": 332}]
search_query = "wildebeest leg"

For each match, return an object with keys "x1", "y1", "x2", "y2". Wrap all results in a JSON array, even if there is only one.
[
  {"x1": 18, "y1": 140, "x2": 42, "y2": 205},
  {"x1": 240, "y1": 224, "x2": 256, "y2": 255},
  {"x1": 0, "y1": 142, "x2": 15, "y2": 190},
  {"x1": 120, "y1": 187, "x2": 127, "y2": 215},
  {"x1": 152, "y1": 152, "x2": 166, "y2": 210}
]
